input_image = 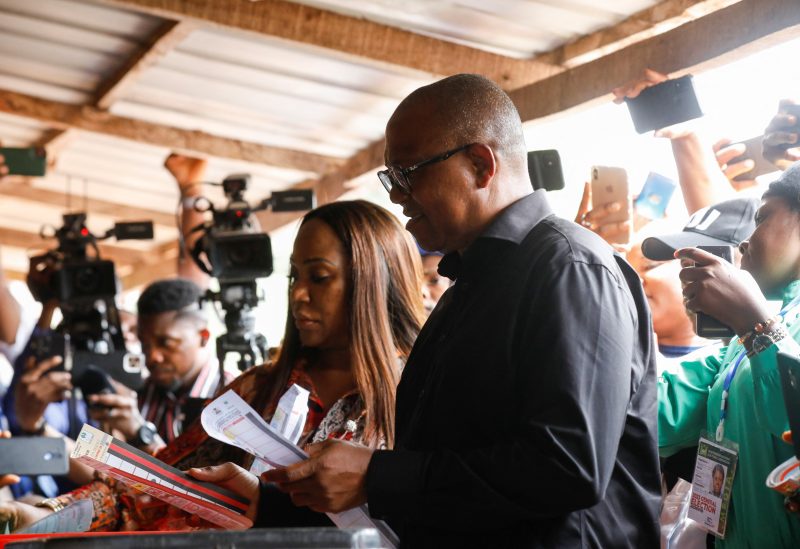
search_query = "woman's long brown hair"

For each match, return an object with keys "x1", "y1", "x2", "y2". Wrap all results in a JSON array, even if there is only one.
[{"x1": 265, "y1": 200, "x2": 425, "y2": 448}]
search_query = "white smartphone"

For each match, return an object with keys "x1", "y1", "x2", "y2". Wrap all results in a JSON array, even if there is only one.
[{"x1": 590, "y1": 166, "x2": 631, "y2": 244}]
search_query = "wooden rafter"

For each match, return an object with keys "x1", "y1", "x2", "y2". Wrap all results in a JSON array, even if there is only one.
[
  {"x1": 94, "y1": 20, "x2": 195, "y2": 110},
  {"x1": 539, "y1": 0, "x2": 743, "y2": 68},
  {"x1": 0, "y1": 226, "x2": 177, "y2": 266},
  {"x1": 256, "y1": 137, "x2": 386, "y2": 233},
  {"x1": 0, "y1": 88, "x2": 342, "y2": 174},
  {"x1": 0, "y1": 180, "x2": 176, "y2": 227},
  {"x1": 510, "y1": 0, "x2": 800, "y2": 123},
  {"x1": 96, "y1": 0, "x2": 561, "y2": 90}
]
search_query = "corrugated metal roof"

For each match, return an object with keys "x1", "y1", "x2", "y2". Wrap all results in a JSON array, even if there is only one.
[{"x1": 282, "y1": 0, "x2": 662, "y2": 58}]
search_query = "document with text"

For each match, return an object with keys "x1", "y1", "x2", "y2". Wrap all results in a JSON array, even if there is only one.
[{"x1": 202, "y1": 390, "x2": 399, "y2": 548}]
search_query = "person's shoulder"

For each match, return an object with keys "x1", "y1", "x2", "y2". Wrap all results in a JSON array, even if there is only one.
[{"x1": 530, "y1": 215, "x2": 620, "y2": 269}]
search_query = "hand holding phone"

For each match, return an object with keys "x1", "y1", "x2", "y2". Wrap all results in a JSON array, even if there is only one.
[
  {"x1": 694, "y1": 246, "x2": 736, "y2": 338},
  {"x1": 763, "y1": 100, "x2": 800, "y2": 169},
  {"x1": 588, "y1": 166, "x2": 631, "y2": 244},
  {"x1": 623, "y1": 75, "x2": 703, "y2": 134}
]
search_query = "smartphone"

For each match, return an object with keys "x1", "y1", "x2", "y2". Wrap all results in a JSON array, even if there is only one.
[
  {"x1": 0, "y1": 437, "x2": 69, "y2": 476},
  {"x1": 634, "y1": 172, "x2": 676, "y2": 219},
  {"x1": 695, "y1": 245, "x2": 736, "y2": 338},
  {"x1": 0, "y1": 146, "x2": 47, "y2": 176},
  {"x1": 28, "y1": 332, "x2": 70, "y2": 367},
  {"x1": 591, "y1": 166, "x2": 630, "y2": 244},
  {"x1": 624, "y1": 75, "x2": 703, "y2": 134},
  {"x1": 528, "y1": 149, "x2": 565, "y2": 191},
  {"x1": 777, "y1": 351, "x2": 800, "y2": 460},
  {"x1": 730, "y1": 136, "x2": 779, "y2": 181}
]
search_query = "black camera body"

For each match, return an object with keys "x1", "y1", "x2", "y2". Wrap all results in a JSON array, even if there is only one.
[
  {"x1": 188, "y1": 174, "x2": 313, "y2": 371},
  {"x1": 28, "y1": 212, "x2": 153, "y2": 390}
]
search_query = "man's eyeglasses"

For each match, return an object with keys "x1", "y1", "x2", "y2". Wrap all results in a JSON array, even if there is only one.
[{"x1": 378, "y1": 143, "x2": 472, "y2": 194}]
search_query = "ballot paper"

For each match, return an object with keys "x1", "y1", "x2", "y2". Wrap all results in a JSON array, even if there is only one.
[
  {"x1": 202, "y1": 390, "x2": 399, "y2": 548},
  {"x1": 18, "y1": 499, "x2": 93, "y2": 534},
  {"x1": 71, "y1": 424, "x2": 252, "y2": 530},
  {"x1": 766, "y1": 455, "x2": 800, "y2": 496}
]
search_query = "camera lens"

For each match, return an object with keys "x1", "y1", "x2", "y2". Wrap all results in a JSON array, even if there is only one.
[{"x1": 74, "y1": 266, "x2": 100, "y2": 293}]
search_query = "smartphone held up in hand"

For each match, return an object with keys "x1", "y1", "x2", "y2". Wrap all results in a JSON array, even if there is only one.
[
  {"x1": 624, "y1": 75, "x2": 703, "y2": 134},
  {"x1": 695, "y1": 245, "x2": 736, "y2": 339},
  {"x1": 590, "y1": 166, "x2": 630, "y2": 244}
]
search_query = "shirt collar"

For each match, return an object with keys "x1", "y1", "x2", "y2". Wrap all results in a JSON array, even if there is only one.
[{"x1": 438, "y1": 190, "x2": 553, "y2": 281}]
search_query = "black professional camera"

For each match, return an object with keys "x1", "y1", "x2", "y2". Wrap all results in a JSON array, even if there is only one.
[
  {"x1": 27, "y1": 213, "x2": 153, "y2": 391},
  {"x1": 188, "y1": 174, "x2": 313, "y2": 370}
]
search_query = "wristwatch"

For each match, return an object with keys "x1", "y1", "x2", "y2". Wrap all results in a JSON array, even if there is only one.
[
  {"x1": 130, "y1": 421, "x2": 158, "y2": 448},
  {"x1": 748, "y1": 325, "x2": 788, "y2": 356}
]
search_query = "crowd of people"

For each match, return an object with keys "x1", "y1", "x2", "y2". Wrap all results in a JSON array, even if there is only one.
[{"x1": 0, "y1": 70, "x2": 798, "y2": 548}]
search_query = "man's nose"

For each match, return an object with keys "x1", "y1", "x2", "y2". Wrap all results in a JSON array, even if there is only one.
[{"x1": 389, "y1": 185, "x2": 407, "y2": 205}]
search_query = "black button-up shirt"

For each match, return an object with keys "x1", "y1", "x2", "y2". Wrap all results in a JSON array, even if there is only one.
[{"x1": 366, "y1": 191, "x2": 661, "y2": 547}]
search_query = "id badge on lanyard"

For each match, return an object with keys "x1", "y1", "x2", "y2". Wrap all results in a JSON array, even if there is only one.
[
  {"x1": 688, "y1": 432, "x2": 739, "y2": 538},
  {"x1": 688, "y1": 348, "x2": 746, "y2": 537}
]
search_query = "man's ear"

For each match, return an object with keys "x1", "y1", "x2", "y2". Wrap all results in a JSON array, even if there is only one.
[
  {"x1": 467, "y1": 143, "x2": 497, "y2": 188},
  {"x1": 199, "y1": 328, "x2": 210, "y2": 347}
]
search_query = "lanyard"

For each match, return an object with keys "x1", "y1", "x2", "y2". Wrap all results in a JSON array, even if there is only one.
[{"x1": 715, "y1": 292, "x2": 800, "y2": 441}]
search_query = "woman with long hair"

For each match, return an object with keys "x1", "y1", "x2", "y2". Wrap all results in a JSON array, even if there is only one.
[{"x1": 0, "y1": 200, "x2": 425, "y2": 532}]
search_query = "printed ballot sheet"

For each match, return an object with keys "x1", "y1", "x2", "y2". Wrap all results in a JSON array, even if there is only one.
[
  {"x1": 71, "y1": 424, "x2": 252, "y2": 530},
  {"x1": 202, "y1": 390, "x2": 399, "y2": 548}
]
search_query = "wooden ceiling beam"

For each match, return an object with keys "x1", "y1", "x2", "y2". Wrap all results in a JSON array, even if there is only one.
[
  {"x1": 539, "y1": 0, "x2": 743, "y2": 68},
  {"x1": 510, "y1": 0, "x2": 800, "y2": 123},
  {"x1": 95, "y1": 20, "x2": 195, "y2": 110},
  {"x1": 96, "y1": 0, "x2": 561, "y2": 90},
  {"x1": 0, "y1": 180, "x2": 176, "y2": 227},
  {"x1": 0, "y1": 226, "x2": 175, "y2": 266},
  {"x1": 255, "y1": 136, "x2": 385, "y2": 233},
  {"x1": 0, "y1": 88, "x2": 342, "y2": 174}
]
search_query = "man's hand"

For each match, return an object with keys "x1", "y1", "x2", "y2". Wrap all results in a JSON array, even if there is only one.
[
  {"x1": 261, "y1": 439, "x2": 373, "y2": 514},
  {"x1": 676, "y1": 247, "x2": 771, "y2": 336},
  {"x1": 15, "y1": 356, "x2": 70, "y2": 432},
  {"x1": 763, "y1": 99, "x2": 800, "y2": 171},
  {"x1": 164, "y1": 153, "x2": 208, "y2": 195},
  {"x1": 0, "y1": 500, "x2": 53, "y2": 532},
  {"x1": 187, "y1": 462, "x2": 258, "y2": 523},
  {"x1": 87, "y1": 380, "x2": 145, "y2": 441},
  {"x1": 713, "y1": 138, "x2": 757, "y2": 191}
]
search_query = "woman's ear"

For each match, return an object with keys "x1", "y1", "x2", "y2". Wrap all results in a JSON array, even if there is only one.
[
  {"x1": 467, "y1": 143, "x2": 497, "y2": 188},
  {"x1": 199, "y1": 328, "x2": 211, "y2": 347}
]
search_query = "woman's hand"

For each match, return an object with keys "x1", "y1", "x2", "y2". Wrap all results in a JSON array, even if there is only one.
[
  {"x1": 676, "y1": 247, "x2": 772, "y2": 336},
  {"x1": 187, "y1": 462, "x2": 259, "y2": 523},
  {"x1": 0, "y1": 500, "x2": 53, "y2": 532}
]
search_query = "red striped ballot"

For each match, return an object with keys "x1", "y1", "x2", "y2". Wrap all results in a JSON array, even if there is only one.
[{"x1": 71, "y1": 424, "x2": 252, "y2": 530}]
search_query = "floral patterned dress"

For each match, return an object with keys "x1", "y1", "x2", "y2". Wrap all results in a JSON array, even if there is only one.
[{"x1": 49, "y1": 360, "x2": 374, "y2": 531}]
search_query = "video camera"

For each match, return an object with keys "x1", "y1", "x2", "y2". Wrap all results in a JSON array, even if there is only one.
[
  {"x1": 28, "y1": 213, "x2": 154, "y2": 392},
  {"x1": 188, "y1": 174, "x2": 314, "y2": 371}
]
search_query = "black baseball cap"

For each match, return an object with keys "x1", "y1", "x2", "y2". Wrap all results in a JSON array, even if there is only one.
[{"x1": 641, "y1": 197, "x2": 760, "y2": 260}]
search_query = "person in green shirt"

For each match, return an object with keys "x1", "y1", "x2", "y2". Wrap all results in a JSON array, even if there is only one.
[{"x1": 657, "y1": 162, "x2": 800, "y2": 548}]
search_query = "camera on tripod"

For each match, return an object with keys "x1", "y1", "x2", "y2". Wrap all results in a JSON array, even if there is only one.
[
  {"x1": 188, "y1": 174, "x2": 314, "y2": 371},
  {"x1": 28, "y1": 212, "x2": 154, "y2": 392}
]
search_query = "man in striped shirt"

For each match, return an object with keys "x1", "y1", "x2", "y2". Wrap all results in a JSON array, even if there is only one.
[{"x1": 89, "y1": 279, "x2": 233, "y2": 453}]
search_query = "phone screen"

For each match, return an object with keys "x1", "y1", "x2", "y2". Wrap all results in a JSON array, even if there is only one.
[{"x1": 634, "y1": 172, "x2": 676, "y2": 219}]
